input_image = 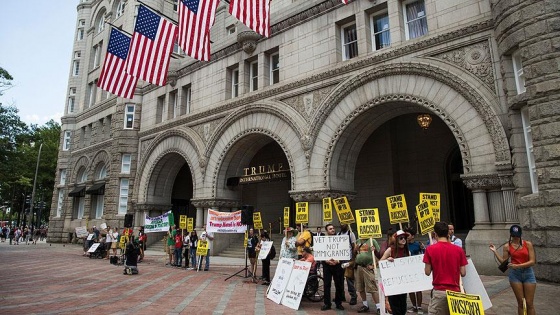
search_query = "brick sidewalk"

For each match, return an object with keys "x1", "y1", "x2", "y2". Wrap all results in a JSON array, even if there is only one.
[{"x1": 0, "y1": 241, "x2": 557, "y2": 314}]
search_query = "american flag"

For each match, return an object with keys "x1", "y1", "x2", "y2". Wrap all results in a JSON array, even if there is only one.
[
  {"x1": 341, "y1": 0, "x2": 350, "y2": 4},
  {"x1": 229, "y1": 0, "x2": 271, "y2": 38},
  {"x1": 97, "y1": 28, "x2": 138, "y2": 99},
  {"x1": 126, "y1": 5, "x2": 178, "y2": 86},
  {"x1": 178, "y1": 0, "x2": 220, "y2": 61}
]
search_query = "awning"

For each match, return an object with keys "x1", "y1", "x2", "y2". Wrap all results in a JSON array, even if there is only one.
[
  {"x1": 86, "y1": 183, "x2": 105, "y2": 195},
  {"x1": 68, "y1": 186, "x2": 86, "y2": 197}
]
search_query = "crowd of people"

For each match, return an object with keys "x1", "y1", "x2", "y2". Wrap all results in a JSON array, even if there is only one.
[
  {"x1": 165, "y1": 224, "x2": 213, "y2": 271},
  {"x1": 0, "y1": 225, "x2": 47, "y2": 245}
]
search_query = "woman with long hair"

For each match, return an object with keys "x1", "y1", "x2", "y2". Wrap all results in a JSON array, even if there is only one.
[
  {"x1": 380, "y1": 229, "x2": 410, "y2": 315},
  {"x1": 490, "y1": 225, "x2": 537, "y2": 315}
]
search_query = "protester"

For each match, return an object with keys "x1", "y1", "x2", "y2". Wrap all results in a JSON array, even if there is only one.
[
  {"x1": 187, "y1": 230, "x2": 198, "y2": 269},
  {"x1": 448, "y1": 223, "x2": 462, "y2": 248},
  {"x1": 105, "y1": 226, "x2": 115, "y2": 259},
  {"x1": 182, "y1": 232, "x2": 190, "y2": 269},
  {"x1": 138, "y1": 226, "x2": 147, "y2": 262},
  {"x1": 199, "y1": 225, "x2": 214, "y2": 271},
  {"x1": 405, "y1": 226, "x2": 425, "y2": 314},
  {"x1": 258, "y1": 231, "x2": 272, "y2": 285},
  {"x1": 300, "y1": 246, "x2": 317, "y2": 272},
  {"x1": 423, "y1": 222, "x2": 468, "y2": 315},
  {"x1": 321, "y1": 224, "x2": 345, "y2": 311},
  {"x1": 247, "y1": 228, "x2": 259, "y2": 276},
  {"x1": 280, "y1": 227, "x2": 298, "y2": 260},
  {"x1": 380, "y1": 229, "x2": 411, "y2": 315},
  {"x1": 295, "y1": 224, "x2": 312, "y2": 259},
  {"x1": 315, "y1": 227, "x2": 325, "y2": 237},
  {"x1": 174, "y1": 231, "x2": 183, "y2": 267},
  {"x1": 353, "y1": 237, "x2": 381, "y2": 313},
  {"x1": 338, "y1": 224, "x2": 357, "y2": 305},
  {"x1": 489, "y1": 225, "x2": 536, "y2": 315},
  {"x1": 166, "y1": 226, "x2": 176, "y2": 266}
]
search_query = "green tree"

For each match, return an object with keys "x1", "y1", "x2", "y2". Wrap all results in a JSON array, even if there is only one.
[{"x1": 0, "y1": 67, "x2": 14, "y2": 96}]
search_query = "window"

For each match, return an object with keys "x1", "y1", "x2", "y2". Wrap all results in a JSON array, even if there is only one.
[
  {"x1": 97, "y1": 15, "x2": 105, "y2": 33},
  {"x1": 77, "y1": 167, "x2": 88, "y2": 183},
  {"x1": 74, "y1": 51, "x2": 81, "y2": 58},
  {"x1": 93, "y1": 43, "x2": 102, "y2": 68},
  {"x1": 97, "y1": 165, "x2": 107, "y2": 180},
  {"x1": 270, "y1": 53, "x2": 280, "y2": 85},
  {"x1": 521, "y1": 108, "x2": 538, "y2": 193},
  {"x1": 87, "y1": 82, "x2": 96, "y2": 107},
  {"x1": 512, "y1": 50, "x2": 526, "y2": 94},
  {"x1": 73, "y1": 60, "x2": 80, "y2": 76},
  {"x1": 60, "y1": 169, "x2": 67, "y2": 185},
  {"x1": 156, "y1": 95, "x2": 165, "y2": 123},
  {"x1": 341, "y1": 22, "x2": 358, "y2": 60},
  {"x1": 77, "y1": 196, "x2": 85, "y2": 219},
  {"x1": 63, "y1": 131, "x2": 71, "y2": 151},
  {"x1": 182, "y1": 84, "x2": 191, "y2": 115},
  {"x1": 171, "y1": 90, "x2": 179, "y2": 118},
  {"x1": 250, "y1": 61, "x2": 258, "y2": 92},
  {"x1": 173, "y1": 42, "x2": 181, "y2": 55},
  {"x1": 118, "y1": 178, "x2": 129, "y2": 215},
  {"x1": 70, "y1": 87, "x2": 76, "y2": 95},
  {"x1": 124, "y1": 104, "x2": 135, "y2": 129},
  {"x1": 371, "y1": 12, "x2": 390, "y2": 50},
  {"x1": 94, "y1": 195, "x2": 104, "y2": 219},
  {"x1": 116, "y1": 0, "x2": 126, "y2": 18},
  {"x1": 227, "y1": 25, "x2": 236, "y2": 35},
  {"x1": 79, "y1": 19, "x2": 85, "y2": 27},
  {"x1": 121, "y1": 154, "x2": 131, "y2": 174},
  {"x1": 77, "y1": 28, "x2": 84, "y2": 41},
  {"x1": 232, "y1": 68, "x2": 239, "y2": 98},
  {"x1": 68, "y1": 97, "x2": 75, "y2": 113},
  {"x1": 56, "y1": 190, "x2": 64, "y2": 217},
  {"x1": 404, "y1": 0, "x2": 428, "y2": 40},
  {"x1": 173, "y1": 2, "x2": 178, "y2": 11}
]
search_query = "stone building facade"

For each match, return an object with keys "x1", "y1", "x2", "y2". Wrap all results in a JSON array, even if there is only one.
[{"x1": 49, "y1": 0, "x2": 559, "y2": 279}]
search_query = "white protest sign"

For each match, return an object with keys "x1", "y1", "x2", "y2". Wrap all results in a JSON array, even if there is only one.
[
  {"x1": 100, "y1": 223, "x2": 107, "y2": 230},
  {"x1": 144, "y1": 212, "x2": 171, "y2": 233},
  {"x1": 86, "y1": 233, "x2": 94, "y2": 241},
  {"x1": 378, "y1": 254, "x2": 433, "y2": 296},
  {"x1": 281, "y1": 260, "x2": 312, "y2": 310},
  {"x1": 206, "y1": 209, "x2": 246, "y2": 233},
  {"x1": 75, "y1": 226, "x2": 88, "y2": 238},
  {"x1": 87, "y1": 243, "x2": 100, "y2": 253},
  {"x1": 463, "y1": 258, "x2": 492, "y2": 310},
  {"x1": 312, "y1": 235, "x2": 352, "y2": 261},
  {"x1": 258, "y1": 241, "x2": 273, "y2": 260},
  {"x1": 267, "y1": 258, "x2": 294, "y2": 304}
]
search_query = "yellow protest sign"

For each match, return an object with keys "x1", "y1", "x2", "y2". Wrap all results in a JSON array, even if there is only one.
[
  {"x1": 386, "y1": 194, "x2": 409, "y2": 224},
  {"x1": 333, "y1": 196, "x2": 355, "y2": 224},
  {"x1": 187, "y1": 218, "x2": 194, "y2": 232},
  {"x1": 322, "y1": 197, "x2": 333, "y2": 222},
  {"x1": 197, "y1": 240, "x2": 209, "y2": 256},
  {"x1": 420, "y1": 193, "x2": 441, "y2": 222},
  {"x1": 355, "y1": 209, "x2": 382, "y2": 239},
  {"x1": 446, "y1": 291, "x2": 485, "y2": 315},
  {"x1": 119, "y1": 235, "x2": 128, "y2": 249},
  {"x1": 295, "y1": 202, "x2": 309, "y2": 224},
  {"x1": 283, "y1": 207, "x2": 290, "y2": 227},
  {"x1": 244, "y1": 230, "x2": 248, "y2": 247},
  {"x1": 253, "y1": 212, "x2": 263, "y2": 229},
  {"x1": 179, "y1": 215, "x2": 187, "y2": 229},
  {"x1": 416, "y1": 200, "x2": 435, "y2": 235}
]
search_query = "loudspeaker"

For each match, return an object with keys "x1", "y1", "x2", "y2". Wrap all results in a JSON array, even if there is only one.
[
  {"x1": 241, "y1": 205, "x2": 254, "y2": 225},
  {"x1": 124, "y1": 214, "x2": 134, "y2": 228}
]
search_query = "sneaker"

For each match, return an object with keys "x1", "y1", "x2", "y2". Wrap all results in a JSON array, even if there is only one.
[
  {"x1": 349, "y1": 298, "x2": 357, "y2": 305},
  {"x1": 408, "y1": 306, "x2": 417, "y2": 313},
  {"x1": 358, "y1": 305, "x2": 369, "y2": 313},
  {"x1": 335, "y1": 304, "x2": 345, "y2": 310},
  {"x1": 417, "y1": 309, "x2": 424, "y2": 315},
  {"x1": 321, "y1": 305, "x2": 332, "y2": 311}
]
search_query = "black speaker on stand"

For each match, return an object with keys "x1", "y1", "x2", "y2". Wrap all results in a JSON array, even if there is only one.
[
  {"x1": 124, "y1": 214, "x2": 134, "y2": 228},
  {"x1": 240, "y1": 205, "x2": 254, "y2": 226}
]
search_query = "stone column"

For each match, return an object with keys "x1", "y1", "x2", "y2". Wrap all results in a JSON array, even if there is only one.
[
  {"x1": 472, "y1": 190, "x2": 490, "y2": 225},
  {"x1": 195, "y1": 207, "x2": 204, "y2": 229}
]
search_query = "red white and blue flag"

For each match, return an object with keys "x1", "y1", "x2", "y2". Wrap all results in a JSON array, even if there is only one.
[
  {"x1": 97, "y1": 28, "x2": 138, "y2": 99},
  {"x1": 178, "y1": 0, "x2": 220, "y2": 61},
  {"x1": 126, "y1": 5, "x2": 178, "y2": 86},
  {"x1": 229, "y1": 0, "x2": 271, "y2": 38},
  {"x1": 341, "y1": 0, "x2": 350, "y2": 4}
]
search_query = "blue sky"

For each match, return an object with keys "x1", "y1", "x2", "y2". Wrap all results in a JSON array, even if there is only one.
[{"x1": 0, "y1": 1, "x2": 77, "y2": 126}]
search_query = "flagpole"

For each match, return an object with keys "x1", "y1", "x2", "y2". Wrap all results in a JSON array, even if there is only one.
[
  {"x1": 106, "y1": 23, "x2": 133, "y2": 37},
  {"x1": 137, "y1": 0, "x2": 178, "y2": 24}
]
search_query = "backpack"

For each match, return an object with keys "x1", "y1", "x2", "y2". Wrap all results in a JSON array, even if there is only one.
[{"x1": 268, "y1": 245, "x2": 276, "y2": 260}]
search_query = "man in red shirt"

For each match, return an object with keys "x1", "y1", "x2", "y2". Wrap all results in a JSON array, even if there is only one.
[{"x1": 423, "y1": 221, "x2": 468, "y2": 315}]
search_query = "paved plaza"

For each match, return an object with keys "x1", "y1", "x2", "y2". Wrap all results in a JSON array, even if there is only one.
[{"x1": 0, "y1": 241, "x2": 557, "y2": 314}]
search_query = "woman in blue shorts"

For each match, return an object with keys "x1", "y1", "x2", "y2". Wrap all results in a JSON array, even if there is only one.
[{"x1": 490, "y1": 225, "x2": 536, "y2": 315}]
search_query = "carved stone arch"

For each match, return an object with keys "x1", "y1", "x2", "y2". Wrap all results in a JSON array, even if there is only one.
[
  {"x1": 90, "y1": 150, "x2": 111, "y2": 180},
  {"x1": 135, "y1": 130, "x2": 202, "y2": 205},
  {"x1": 312, "y1": 61, "x2": 510, "y2": 167},
  {"x1": 72, "y1": 156, "x2": 90, "y2": 183},
  {"x1": 90, "y1": 2, "x2": 108, "y2": 27}
]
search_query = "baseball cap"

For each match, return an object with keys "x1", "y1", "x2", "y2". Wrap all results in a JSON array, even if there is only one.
[{"x1": 510, "y1": 225, "x2": 522, "y2": 237}]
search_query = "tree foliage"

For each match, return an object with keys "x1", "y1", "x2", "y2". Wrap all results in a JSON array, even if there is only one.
[{"x1": 0, "y1": 67, "x2": 14, "y2": 96}]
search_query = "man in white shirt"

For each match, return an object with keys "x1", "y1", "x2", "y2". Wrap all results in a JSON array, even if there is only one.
[
  {"x1": 448, "y1": 224, "x2": 462, "y2": 248},
  {"x1": 199, "y1": 225, "x2": 214, "y2": 271}
]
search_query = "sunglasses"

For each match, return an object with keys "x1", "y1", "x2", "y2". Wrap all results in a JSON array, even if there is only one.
[{"x1": 398, "y1": 236, "x2": 407, "y2": 240}]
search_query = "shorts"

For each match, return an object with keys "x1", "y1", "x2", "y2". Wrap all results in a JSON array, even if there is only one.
[
  {"x1": 248, "y1": 251, "x2": 256, "y2": 259},
  {"x1": 355, "y1": 265, "x2": 378, "y2": 294},
  {"x1": 428, "y1": 290, "x2": 451, "y2": 315},
  {"x1": 111, "y1": 242, "x2": 117, "y2": 249},
  {"x1": 509, "y1": 267, "x2": 536, "y2": 284}
]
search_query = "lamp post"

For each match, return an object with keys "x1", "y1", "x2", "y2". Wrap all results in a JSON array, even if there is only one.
[{"x1": 30, "y1": 143, "x2": 43, "y2": 229}]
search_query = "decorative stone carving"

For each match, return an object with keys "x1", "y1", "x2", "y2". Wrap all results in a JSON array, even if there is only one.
[
  {"x1": 461, "y1": 173, "x2": 503, "y2": 190},
  {"x1": 281, "y1": 84, "x2": 338, "y2": 120},
  {"x1": 290, "y1": 190, "x2": 357, "y2": 202},
  {"x1": 192, "y1": 120, "x2": 220, "y2": 146},
  {"x1": 433, "y1": 41, "x2": 495, "y2": 92},
  {"x1": 140, "y1": 138, "x2": 155, "y2": 161},
  {"x1": 191, "y1": 199, "x2": 240, "y2": 208},
  {"x1": 237, "y1": 31, "x2": 262, "y2": 55}
]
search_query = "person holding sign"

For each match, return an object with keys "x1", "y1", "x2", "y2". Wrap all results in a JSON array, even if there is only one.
[
  {"x1": 354, "y1": 237, "x2": 381, "y2": 313},
  {"x1": 200, "y1": 225, "x2": 214, "y2": 271},
  {"x1": 295, "y1": 224, "x2": 312, "y2": 259},
  {"x1": 280, "y1": 227, "x2": 298, "y2": 260},
  {"x1": 321, "y1": 224, "x2": 346, "y2": 311},
  {"x1": 257, "y1": 231, "x2": 273, "y2": 285},
  {"x1": 247, "y1": 228, "x2": 259, "y2": 276},
  {"x1": 423, "y1": 222, "x2": 467, "y2": 315},
  {"x1": 380, "y1": 230, "x2": 411, "y2": 315},
  {"x1": 404, "y1": 227, "x2": 425, "y2": 314},
  {"x1": 489, "y1": 224, "x2": 536, "y2": 315}
]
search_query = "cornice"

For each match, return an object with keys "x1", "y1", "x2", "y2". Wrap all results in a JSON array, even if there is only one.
[
  {"x1": 289, "y1": 190, "x2": 357, "y2": 202},
  {"x1": 190, "y1": 199, "x2": 241, "y2": 208}
]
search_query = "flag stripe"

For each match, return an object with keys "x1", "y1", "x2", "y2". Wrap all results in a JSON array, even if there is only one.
[
  {"x1": 178, "y1": 0, "x2": 220, "y2": 61},
  {"x1": 229, "y1": 0, "x2": 270, "y2": 38}
]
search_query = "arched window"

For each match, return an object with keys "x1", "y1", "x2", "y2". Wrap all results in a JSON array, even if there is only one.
[
  {"x1": 77, "y1": 167, "x2": 88, "y2": 183},
  {"x1": 116, "y1": 0, "x2": 126, "y2": 18},
  {"x1": 97, "y1": 164, "x2": 108, "y2": 180},
  {"x1": 96, "y1": 10, "x2": 106, "y2": 34}
]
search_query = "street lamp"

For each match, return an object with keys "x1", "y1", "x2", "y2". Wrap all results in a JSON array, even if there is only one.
[{"x1": 30, "y1": 143, "x2": 43, "y2": 228}]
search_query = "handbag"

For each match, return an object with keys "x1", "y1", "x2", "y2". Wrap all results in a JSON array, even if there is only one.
[{"x1": 498, "y1": 259, "x2": 509, "y2": 273}]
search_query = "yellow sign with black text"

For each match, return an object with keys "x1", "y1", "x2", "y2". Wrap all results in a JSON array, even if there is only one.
[
  {"x1": 386, "y1": 194, "x2": 409, "y2": 224},
  {"x1": 416, "y1": 200, "x2": 435, "y2": 235},
  {"x1": 253, "y1": 212, "x2": 263, "y2": 229},
  {"x1": 420, "y1": 193, "x2": 441, "y2": 222},
  {"x1": 197, "y1": 240, "x2": 209, "y2": 256},
  {"x1": 283, "y1": 207, "x2": 290, "y2": 227},
  {"x1": 187, "y1": 218, "x2": 194, "y2": 232},
  {"x1": 322, "y1": 198, "x2": 333, "y2": 222},
  {"x1": 355, "y1": 208, "x2": 382, "y2": 239},
  {"x1": 446, "y1": 291, "x2": 485, "y2": 315},
  {"x1": 333, "y1": 196, "x2": 355, "y2": 224},
  {"x1": 179, "y1": 215, "x2": 187, "y2": 229},
  {"x1": 295, "y1": 202, "x2": 309, "y2": 224}
]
